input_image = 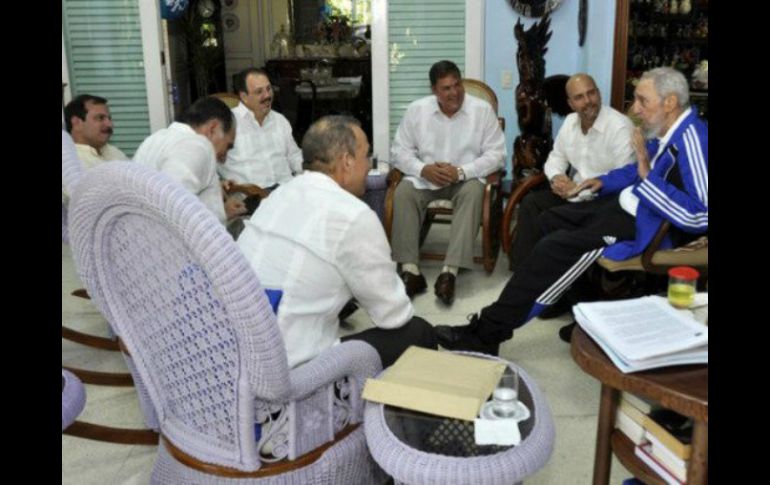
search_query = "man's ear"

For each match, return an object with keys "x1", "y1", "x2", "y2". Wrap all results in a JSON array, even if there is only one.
[
  {"x1": 663, "y1": 94, "x2": 678, "y2": 113},
  {"x1": 206, "y1": 119, "x2": 221, "y2": 138},
  {"x1": 239, "y1": 91, "x2": 248, "y2": 104}
]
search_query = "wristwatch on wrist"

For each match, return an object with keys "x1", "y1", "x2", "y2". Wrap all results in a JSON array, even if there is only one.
[{"x1": 457, "y1": 167, "x2": 466, "y2": 182}]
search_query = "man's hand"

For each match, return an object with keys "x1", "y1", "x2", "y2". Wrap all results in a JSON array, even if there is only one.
[
  {"x1": 566, "y1": 178, "x2": 603, "y2": 199},
  {"x1": 421, "y1": 162, "x2": 455, "y2": 187},
  {"x1": 224, "y1": 195, "x2": 247, "y2": 220},
  {"x1": 632, "y1": 127, "x2": 651, "y2": 179},
  {"x1": 550, "y1": 174, "x2": 577, "y2": 199},
  {"x1": 221, "y1": 179, "x2": 236, "y2": 194}
]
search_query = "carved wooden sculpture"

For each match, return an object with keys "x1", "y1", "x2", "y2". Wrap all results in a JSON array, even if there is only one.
[{"x1": 513, "y1": 14, "x2": 553, "y2": 179}]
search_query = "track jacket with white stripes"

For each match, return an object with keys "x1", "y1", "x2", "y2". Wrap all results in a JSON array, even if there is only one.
[{"x1": 597, "y1": 107, "x2": 708, "y2": 261}]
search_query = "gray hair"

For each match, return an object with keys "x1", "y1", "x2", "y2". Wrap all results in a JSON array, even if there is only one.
[
  {"x1": 301, "y1": 115, "x2": 361, "y2": 173},
  {"x1": 641, "y1": 67, "x2": 690, "y2": 108}
]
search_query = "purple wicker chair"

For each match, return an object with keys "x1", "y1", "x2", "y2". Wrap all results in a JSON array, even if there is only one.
[
  {"x1": 68, "y1": 161, "x2": 386, "y2": 482},
  {"x1": 364, "y1": 353, "x2": 555, "y2": 485},
  {"x1": 62, "y1": 369, "x2": 86, "y2": 431},
  {"x1": 62, "y1": 127, "x2": 135, "y2": 383},
  {"x1": 62, "y1": 128, "x2": 159, "y2": 444},
  {"x1": 62, "y1": 367, "x2": 158, "y2": 444}
]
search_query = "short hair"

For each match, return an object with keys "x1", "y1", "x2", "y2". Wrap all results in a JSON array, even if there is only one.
[
  {"x1": 301, "y1": 116, "x2": 361, "y2": 173},
  {"x1": 641, "y1": 67, "x2": 690, "y2": 109},
  {"x1": 64, "y1": 94, "x2": 108, "y2": 133},
  {"x1": 233, "y1": 68, "x2": 270, "y2": 95},
  {"x1": 429, "y1": 60, "x2": 462, "y2": 87},
  {"x1": 179, "y1": 97, "x2": 234, "y2": 133}
]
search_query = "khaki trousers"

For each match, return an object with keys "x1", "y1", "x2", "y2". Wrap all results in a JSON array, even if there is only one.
[{"x1": 391, "y1": 179, "x2": 484, "y2": 269}]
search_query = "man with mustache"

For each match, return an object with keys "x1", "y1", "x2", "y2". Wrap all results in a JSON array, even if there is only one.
[
  {"x1": 390, "y1": 60, "x2": 506, "y2": 305},
  {"x1": 509, "y1": 74, "x2": 635, "y2": 274},
  {"x1": 219, "y1": 68, "x2": 303, "y2": 207},
  {"x1": 63, "y1": 94, "x2": 127, "y2": 202},
  {"x1": 435, "y1": 67, "x2": 708, "y2": 354}
]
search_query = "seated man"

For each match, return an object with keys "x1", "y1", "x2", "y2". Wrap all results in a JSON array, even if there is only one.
[
  {"x1": 63, "y1": 94, "x2": 128, "y2": 202},
  {"x1": 509, "y1": 73, "x2": 635, "y2": 273},
  {"x1": 219, "y1": 68, "x2": 303, "y2": 202},
  {"x1": 435, "y1": 67, "x2": 708, "y2": 355},
  {"x1": 237, "y1": 116, "x2": 437, "y2": 369},
  {"x1": 134, "y1": 97, "x2": 246, "y2": 226},
  {"x1": 390, "y1": 60, "x2": 506, "y2": 305}
]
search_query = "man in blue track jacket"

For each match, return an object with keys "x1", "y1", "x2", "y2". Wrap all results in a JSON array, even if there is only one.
[{"x1": 435, "y1": 67, "x2": 708, "y2": 355}]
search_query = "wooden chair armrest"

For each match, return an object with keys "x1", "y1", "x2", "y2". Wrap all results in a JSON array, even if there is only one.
[
  {"x1": 384, "y1": 168, "x2": 404, "y2": 240},
  {"x1": 501, "y1": 172, "x2": 547, "y2": 254},
  {"x1": 227, "y1": 183, "x2": 270, "y2": 199}
]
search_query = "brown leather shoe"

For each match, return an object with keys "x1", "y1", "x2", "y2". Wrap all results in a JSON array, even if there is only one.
[
  {"x1": 400, "y1": 271, "x2": 427, "y2": 298},
  {"x1": 434, "y1": 272, "x2": 456, "y2": 305}
]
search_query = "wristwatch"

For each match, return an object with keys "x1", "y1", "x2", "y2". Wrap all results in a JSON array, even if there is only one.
[{"x1": 457, "y1": 167, "x2": 466, "y2": 182}]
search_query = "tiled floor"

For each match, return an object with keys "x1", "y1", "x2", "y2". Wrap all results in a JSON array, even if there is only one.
[{"x1": 62, "y1": 230, "x2": 634, "y2": 484}]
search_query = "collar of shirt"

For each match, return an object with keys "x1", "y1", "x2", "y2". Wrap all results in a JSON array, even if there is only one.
[
  {"x1": 168, "y1": 121, "x2": 198, "y2": 137},
  {"x1": 234, "y1": 102, "x2": 273, "y2": 128},
  {"x1": 430, "y1": 95, "x2": 468, "y2": 120},
  {"x1": 75, "y1": 143, "x2": 101, "y2": 157}
]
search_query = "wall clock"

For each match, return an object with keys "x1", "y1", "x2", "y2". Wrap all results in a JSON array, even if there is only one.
[{"x1": 508, "y1": 0, "x2": 563, "y2": 18}]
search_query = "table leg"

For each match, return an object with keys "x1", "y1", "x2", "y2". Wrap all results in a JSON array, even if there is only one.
[
  {"x1": 592, "y1": 384, "x2": 619, "y2": 485},
  {"x1": 687, "y1": 420, "x2": 708, "y2": 485}
]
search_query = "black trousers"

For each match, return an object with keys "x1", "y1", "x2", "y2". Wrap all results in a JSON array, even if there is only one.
[
  {"x1": 509, "y1": 184, "x2": 566, "y2": 272},
  {"x1": 477, "y1": 196, "x2": 637, "y2": 344},
  {"x1": 341, "y1": 316, "x2": 437, "y2": 368}
]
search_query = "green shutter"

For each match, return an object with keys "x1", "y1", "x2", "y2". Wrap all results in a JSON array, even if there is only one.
[
  {"x1": 63, "y1": 0, "x2": 151, "y2": 157},
  {"x1": 388, "y1": 0, "x2": 465, "y2": 139}
]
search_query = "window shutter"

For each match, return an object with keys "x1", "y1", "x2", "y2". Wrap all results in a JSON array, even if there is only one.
[
  {"x1": 388, "y1": 0, "x2": 465, "y2": 138},
  {"x1": 63, "y1": 0, "x2": 152, "y2": 157}
]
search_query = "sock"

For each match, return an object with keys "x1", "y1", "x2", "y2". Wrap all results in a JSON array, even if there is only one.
[
  {"x1": 402, "y1": 263, "x2": 420, "y2": 275},
  {"x1": 441, "y1": 265, "x2": 458, "y2": 276}
]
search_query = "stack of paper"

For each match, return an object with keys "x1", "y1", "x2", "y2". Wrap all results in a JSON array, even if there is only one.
[{"x1": 574, "y1": 296, "x2": 708, "y2": 373}]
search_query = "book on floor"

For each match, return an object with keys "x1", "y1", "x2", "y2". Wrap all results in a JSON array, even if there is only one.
[{"x1": 573, "y1": 295, "x2": 708, "y2": 373}]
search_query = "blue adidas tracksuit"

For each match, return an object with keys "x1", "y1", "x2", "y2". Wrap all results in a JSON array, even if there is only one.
[{"x1": 476, "y1": 108, "x2": 708, "y2": 342}]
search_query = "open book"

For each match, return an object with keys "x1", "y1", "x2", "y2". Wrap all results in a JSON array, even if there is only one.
[{"x1": 574, "y1": 296, "x2": 708, "y2": 373}]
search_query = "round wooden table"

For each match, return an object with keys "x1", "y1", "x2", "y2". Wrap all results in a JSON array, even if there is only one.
[{"x1": 570, "y1": 326, "x2": 708, "y2": 485}]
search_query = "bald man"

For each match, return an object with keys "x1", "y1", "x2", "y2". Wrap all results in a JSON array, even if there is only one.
[{"x1": 509, "y1": 73, "x2": 635, "y2": 273}]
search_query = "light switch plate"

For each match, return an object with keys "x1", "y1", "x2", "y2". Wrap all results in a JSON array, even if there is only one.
[{"x1": 501, "y1": 70, "x2": 513, "y2": 89}]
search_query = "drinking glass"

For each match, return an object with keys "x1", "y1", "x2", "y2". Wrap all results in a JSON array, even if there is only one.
[{"x1": 491, "y1": 368, "x2": 520, "y2": 419}]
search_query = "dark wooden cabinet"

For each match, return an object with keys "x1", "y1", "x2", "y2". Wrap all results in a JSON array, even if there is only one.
[
  {"x1": 264, "y1": 56, "x2": 373, "y2": 142},
  {"x1": 611, "y1": 0, "x2": 708, "y2": 119}
]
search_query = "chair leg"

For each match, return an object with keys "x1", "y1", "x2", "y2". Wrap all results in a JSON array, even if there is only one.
[
  {"x1": 62, "y1": 325, "x2": 121, "y2": 351},
  {"x1": 64, "y1": 420, "x2": 159, "y2": 445},
  {"x1": 62, "y1": 366, "x2": 134, "y2": 387}
]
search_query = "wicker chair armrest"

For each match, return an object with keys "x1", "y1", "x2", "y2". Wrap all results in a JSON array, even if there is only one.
[{"x1": 288, "y1": 340, "x2": 382, "y2": 401}]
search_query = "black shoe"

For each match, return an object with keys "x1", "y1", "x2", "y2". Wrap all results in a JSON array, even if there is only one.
[
  {"x1": 559, "y1": 322, "x2": 577, "y2": 343},
  {"x1": 434, "y1": 272, "x2": 456, "y2": 305},
  {"x1": 400, "y1": 271, "x2": 427, "y2": 298},
  {"x1": 434, "y1": 315, "x2": 501, "y2": 356}
]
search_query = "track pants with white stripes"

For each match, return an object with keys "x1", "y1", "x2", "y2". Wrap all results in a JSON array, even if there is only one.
[{"x1": 476, "y1": 195, "x2": 637, "y2": 344}]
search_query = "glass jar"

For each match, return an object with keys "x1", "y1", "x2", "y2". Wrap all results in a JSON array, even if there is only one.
[{"x1": 667, "y1": 266, "x2": 699, "y2": 308}]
